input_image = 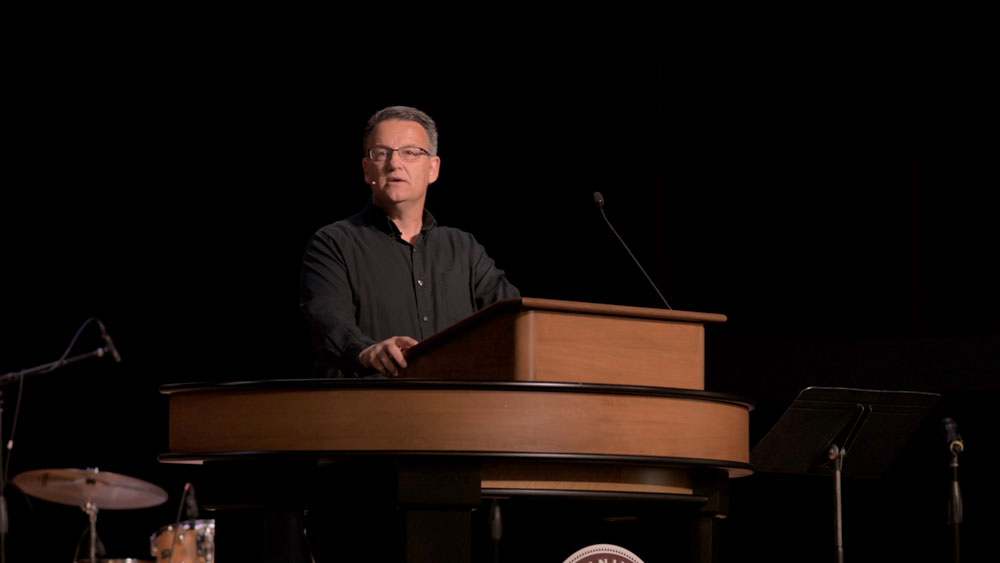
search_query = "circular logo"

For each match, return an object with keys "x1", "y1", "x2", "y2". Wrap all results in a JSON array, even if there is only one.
[{"x1": 563, "y1": 543, "x2": 645, "y2": 563}]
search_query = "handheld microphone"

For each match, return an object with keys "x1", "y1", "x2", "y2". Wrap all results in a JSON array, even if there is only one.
[
  {"x1": 593, "y1": 191, "x2": 673, "y2": 309},
  {"x1": 96, "y1": 319, "x2": 122, "y2": 363},
  {"x1": 942, "y1": 417, "x2": 964, "y2": 454}
]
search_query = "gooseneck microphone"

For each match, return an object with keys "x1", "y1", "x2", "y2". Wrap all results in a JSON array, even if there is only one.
[{"x1": 593, "y1": 191, "x2": 673, "y2": 309}]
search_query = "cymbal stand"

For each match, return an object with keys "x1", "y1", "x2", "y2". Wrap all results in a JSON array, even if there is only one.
[{"x1": 83, "y1": 500, "x2": 99, "y2": 563}]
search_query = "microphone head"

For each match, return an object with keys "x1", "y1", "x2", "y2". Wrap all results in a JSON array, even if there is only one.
[
  {"x1": 592, "y1": 191, "x2": 605, "y2": 208},
  {"x1": 942, "y1": 417, "x2": 960, "y2": 436},
  {"x1": 184, "y1": 482, "x2": 199, "y2": 519},
  {"x1": 942, "y1": 417, "x2": 964, "y2": 453}
]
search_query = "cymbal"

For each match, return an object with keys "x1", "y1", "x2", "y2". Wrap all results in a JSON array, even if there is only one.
[{"x1": 12, "y1": 468, "x2": 168, "y2": 510}]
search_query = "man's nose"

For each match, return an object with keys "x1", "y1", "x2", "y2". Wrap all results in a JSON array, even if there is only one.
[{"x1": 386, "y1": 149, "x2": 405, "y2": 167}]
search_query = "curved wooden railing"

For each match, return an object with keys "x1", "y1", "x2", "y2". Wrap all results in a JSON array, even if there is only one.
[{"x1": 162, "y1": 379, "x2": 751, "y2": 495}]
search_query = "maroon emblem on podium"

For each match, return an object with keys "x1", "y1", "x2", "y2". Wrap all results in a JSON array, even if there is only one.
[{"x1": 563, "y1": 543, "x2": 645, "y2": 563}]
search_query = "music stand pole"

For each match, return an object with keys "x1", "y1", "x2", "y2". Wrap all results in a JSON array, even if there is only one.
[{"x1": 825, "y1": 402, "x2": 868, "y2": 563}]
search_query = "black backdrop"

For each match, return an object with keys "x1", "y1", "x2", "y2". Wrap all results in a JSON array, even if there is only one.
[{"x1": 2, "y1": 8, "x2": 997, "y2": 562}]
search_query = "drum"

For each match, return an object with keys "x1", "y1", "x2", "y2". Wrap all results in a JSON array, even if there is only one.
[{"x1": 149, "y1": 519, "x2": 215, "y2": 563}]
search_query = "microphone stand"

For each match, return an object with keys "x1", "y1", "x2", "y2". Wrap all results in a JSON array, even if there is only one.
[
  {"x1": 0, "y1": 346, "x2": 112, "y2": 386},
  {"x1": 0, "y1": 345, "x2": 116, "y2": 563},
  {"x1": 947, "y1": 446, "x2": 962, "y2": 563},
  {"x1": 0, "y1": 392, "x2": 6, "y2": 561}
]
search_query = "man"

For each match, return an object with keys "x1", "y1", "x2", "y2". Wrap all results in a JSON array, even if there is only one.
[
  {"x1": 300, "y1": 105, "x2": 520, "y2": 377},
  {"x1": 295, "y1": 106, "x2": 521, "y2": 561}
]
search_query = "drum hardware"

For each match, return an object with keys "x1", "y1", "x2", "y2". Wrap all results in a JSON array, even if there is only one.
[
  {"x1": 149, "y1": 519, "x2": 214, "y2": 563},
  {"x1": 11, "y1": 467, "x2": 167, "y2": 563},
  {"x1": 0, "y1": 317, "x2": 124, "y2": 563},
  {"x1": 148, "y1": 482, "x2": 213, "y2": 563}
]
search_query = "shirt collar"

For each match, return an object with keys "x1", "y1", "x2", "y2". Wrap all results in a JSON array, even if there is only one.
[{"x1": 362, "y1": 199, "x2": 437, "y2": 238}]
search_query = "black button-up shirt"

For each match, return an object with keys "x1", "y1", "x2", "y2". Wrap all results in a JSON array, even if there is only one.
[{"x1": 300, "y1": 201, "x2": 520, "y2": 376}]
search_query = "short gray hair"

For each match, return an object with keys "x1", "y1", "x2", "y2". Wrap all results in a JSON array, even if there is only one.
[{"x1": 364, "y1": 106, "x2": 439, "y2": 156}]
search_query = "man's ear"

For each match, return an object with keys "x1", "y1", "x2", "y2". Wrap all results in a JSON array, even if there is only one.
[
  {"x1": 362, "y1": 157, "x2": 373, "y2": 184},
  {"x1": 428, "y1": 155, "x2": 441, "y2": 184}
]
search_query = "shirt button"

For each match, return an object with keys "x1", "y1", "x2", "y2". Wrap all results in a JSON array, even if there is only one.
[
  {"x1": 422, "y1": 316, "x2": 429, "y2": 322},
  {"x1": 417, "y1": 280, "x2": 424, "y2": 286}
]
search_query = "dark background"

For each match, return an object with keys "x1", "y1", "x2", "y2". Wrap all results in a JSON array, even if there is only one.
[{"x1": 2, "y1": 8, "x2": 996, "y2": 562}]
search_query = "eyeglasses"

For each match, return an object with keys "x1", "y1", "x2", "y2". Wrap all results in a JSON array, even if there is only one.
[{"x1": 366, "y1": 146, "x2": 431, "y2": 162}]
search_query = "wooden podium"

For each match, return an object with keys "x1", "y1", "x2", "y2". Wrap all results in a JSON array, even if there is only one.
[
  {"x1": 162, "y1": 298, "x2": 751, "y2": 562},
  {"x1": 401, "y1": 297, "x2": 725, "y2": 389}
]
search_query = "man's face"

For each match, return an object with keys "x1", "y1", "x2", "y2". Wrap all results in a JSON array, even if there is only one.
[{"x1": 362, "y1": 119, "x2": 440, "y2": 210}]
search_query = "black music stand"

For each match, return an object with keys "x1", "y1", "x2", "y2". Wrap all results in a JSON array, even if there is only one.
[{"x1": 751, "y1": 387, "x2": 940, "y2": 563}]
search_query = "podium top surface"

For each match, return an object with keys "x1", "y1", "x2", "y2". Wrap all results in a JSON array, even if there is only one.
[
  {"x1": 505, "y1": 298, "x2": 727, "y2": 323},
  {"x1": 407, "y1": 298, "x2": 725, "y2": 355}
]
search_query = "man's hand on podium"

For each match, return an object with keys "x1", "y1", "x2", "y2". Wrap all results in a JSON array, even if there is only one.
[{"x1": 359, "y1": 336, "x2": 419, "y2": 377}]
